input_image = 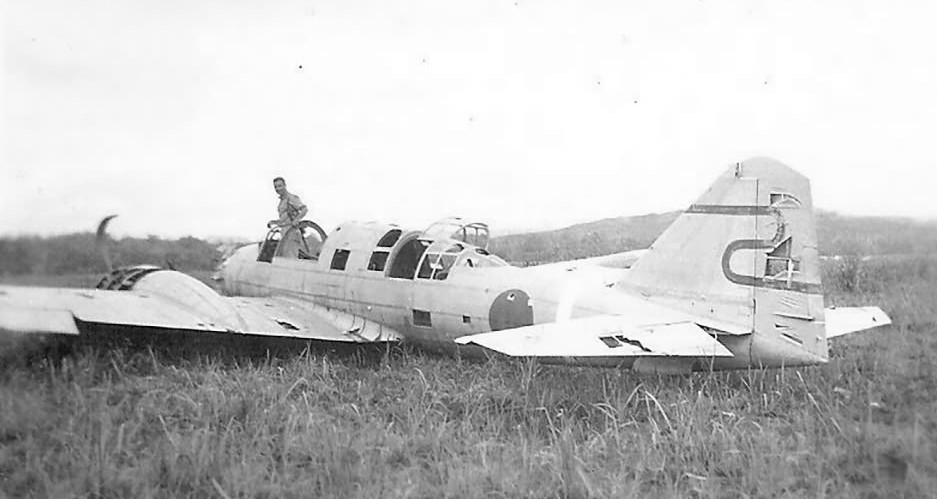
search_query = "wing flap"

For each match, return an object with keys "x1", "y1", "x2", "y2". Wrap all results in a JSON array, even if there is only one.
[
  {"x1": 455, "y1": 315, "x2": 732, "y2": 358},
  {"x1": 825, "y1": 306, "x2": 891, "y2": 338},
  {"x1": 229, "y1": 296, "x2": 401, "y2": 342}
]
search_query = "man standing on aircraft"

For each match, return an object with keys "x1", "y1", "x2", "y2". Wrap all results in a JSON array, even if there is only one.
[{"x1": 267, "y1": 176, "x2": 309, "y2": 257}]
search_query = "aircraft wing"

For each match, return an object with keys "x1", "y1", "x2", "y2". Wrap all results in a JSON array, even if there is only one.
[
  {"x1": 517, "y1": 250, "x2": 648, "y2": 288},
  {"x1": 559, "y1": 249, "x2": 648, "y2": 269},
  {"x1": 454, "y1": 315, "x2": 732, "y2": 358},
  {"x1": 825, "y1": 306, "x2": 892, "y2": 338},
  {"x1": 0, "y1": 285, "x2": 401, "y2": 344}
]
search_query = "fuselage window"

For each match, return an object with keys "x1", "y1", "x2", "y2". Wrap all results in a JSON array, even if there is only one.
[
  {"x1": 433, "y1": 254, "x2": 456, "y2": 280},
  {"x1": 376, "y1": 229, "x2": 402, "y2": 248},
  {"x1": 461, "y1": 226, "x2": 489, "y2": 248},
  {"x1": 413, "y1": 309, "x2": 432, "y2": 327},
  {"x1": 433, "y1": 244, "x2": 463, "y2": 280},
  {"x1": 330, "y1": 249, "x2": 351, "y2": 271},
  {"x1": 257, "y1": 231, "x2": 281, "y2": 263},
  {"x1": 418, "y1": 253, "x2": 440, "y2": 279},
  {"x1": 417, "y1": 244, "x2": 464, "y2": 280},
  {"x1": 367, "y1": 252, "x2": 389, "y2": 272},
  {"x1": 388, "y1": 239, "x2": 430, "y2": 279},
  {"x1": 368, "y1": 229, "x2": 402, "y2": 272}
]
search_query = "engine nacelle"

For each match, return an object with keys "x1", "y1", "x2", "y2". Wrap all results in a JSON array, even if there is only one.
[
  {"x1": 98, "y1": 267, "x2": 245, "y2": 331},
  {"x1": 133, "y1": 271, "x2": 244, "y2": 331},
  {"x1": 96, "y1": 265, "x2": 163, "y2": 290}
]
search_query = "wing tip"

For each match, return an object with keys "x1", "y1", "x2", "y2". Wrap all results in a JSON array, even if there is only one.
[{"x1": 0, "y1": 308, "x2": 81, "y2": 336}]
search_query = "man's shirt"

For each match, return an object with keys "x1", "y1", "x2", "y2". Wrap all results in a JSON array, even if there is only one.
[{"x1": 278, "y1": 193, "x2": 306, "y2": 224}]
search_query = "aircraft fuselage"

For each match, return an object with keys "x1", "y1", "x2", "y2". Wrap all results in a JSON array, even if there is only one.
[{"x1": 216, "y1": 223, "x2": 766, "y2": 371}]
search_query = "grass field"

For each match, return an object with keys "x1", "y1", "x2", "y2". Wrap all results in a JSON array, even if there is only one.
[{"x1": 1, "y1": 258, "x2": 936, "y2": 498}]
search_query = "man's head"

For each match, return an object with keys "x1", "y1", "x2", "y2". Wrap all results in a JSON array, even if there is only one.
[{"x1": 273, "y1": 177, "x2": 287, "y2": 197}]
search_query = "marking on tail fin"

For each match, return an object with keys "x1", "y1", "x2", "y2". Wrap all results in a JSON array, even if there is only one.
[
  {"x1": 686, "y1": 204, "x2": 775, "y2": 216},
  {"x1": 770, "y1": 192, "x2": 802, "y2": 208},
  {"x1": 685, "y1": 204, "x2": 822, "y2": 295}
]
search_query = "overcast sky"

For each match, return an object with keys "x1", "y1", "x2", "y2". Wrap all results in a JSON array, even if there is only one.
[{"x1": 3, "y1": 0, "x2": 936, "y2": 239}]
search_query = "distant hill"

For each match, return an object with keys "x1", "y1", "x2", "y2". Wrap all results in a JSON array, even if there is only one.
[
  {"x1": 490, "y1": 210, "x2": 937, "y2": 265},
  {"x1": 489, "y1": 212, "x2": 680, "y2": 265}
]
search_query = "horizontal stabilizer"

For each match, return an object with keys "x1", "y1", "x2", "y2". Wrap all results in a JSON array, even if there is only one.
[
  {"x1": 455, "y1": 315, "x2": 733, "y2": 358},
  {"x1": 825, "y1": 306, "x2": 892, "y2": 338}
]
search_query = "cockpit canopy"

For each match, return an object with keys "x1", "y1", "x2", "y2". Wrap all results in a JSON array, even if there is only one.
[
  {"x1": 256, "y1": 218, "x2": 507, "y2": 281},
  {"x1": 413, "y1": 239, "x2": 507, "y2": 281},
  {"x1": 257, "y1": 220, "x2": 328, "y2": 263},
  {"x1": 421, "y1": 218, "x2": 489, "y2": 250}
]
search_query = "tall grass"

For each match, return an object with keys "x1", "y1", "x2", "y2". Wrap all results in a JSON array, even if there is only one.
[{"x1": 2, "y1": 258, "x2": 936, "y2": 497}]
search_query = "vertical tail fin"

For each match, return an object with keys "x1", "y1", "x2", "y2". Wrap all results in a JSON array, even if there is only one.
[{"x1": 622, "y1": 157, "x2": 827, "y2": 366}]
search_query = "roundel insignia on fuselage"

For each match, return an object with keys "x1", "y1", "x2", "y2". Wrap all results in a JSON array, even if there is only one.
[{"x1": 489, "y1": 289, "x2": 534, "y2": 332}]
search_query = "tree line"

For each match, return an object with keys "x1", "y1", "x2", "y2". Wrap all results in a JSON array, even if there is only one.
[{"x1": 0, "y1": 233, "x2": 221, "y2": 276}]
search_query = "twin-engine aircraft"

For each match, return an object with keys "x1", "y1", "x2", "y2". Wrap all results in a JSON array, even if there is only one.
[{"x1": 0, "y1": 158, "x2": 891, "y2": 373}]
